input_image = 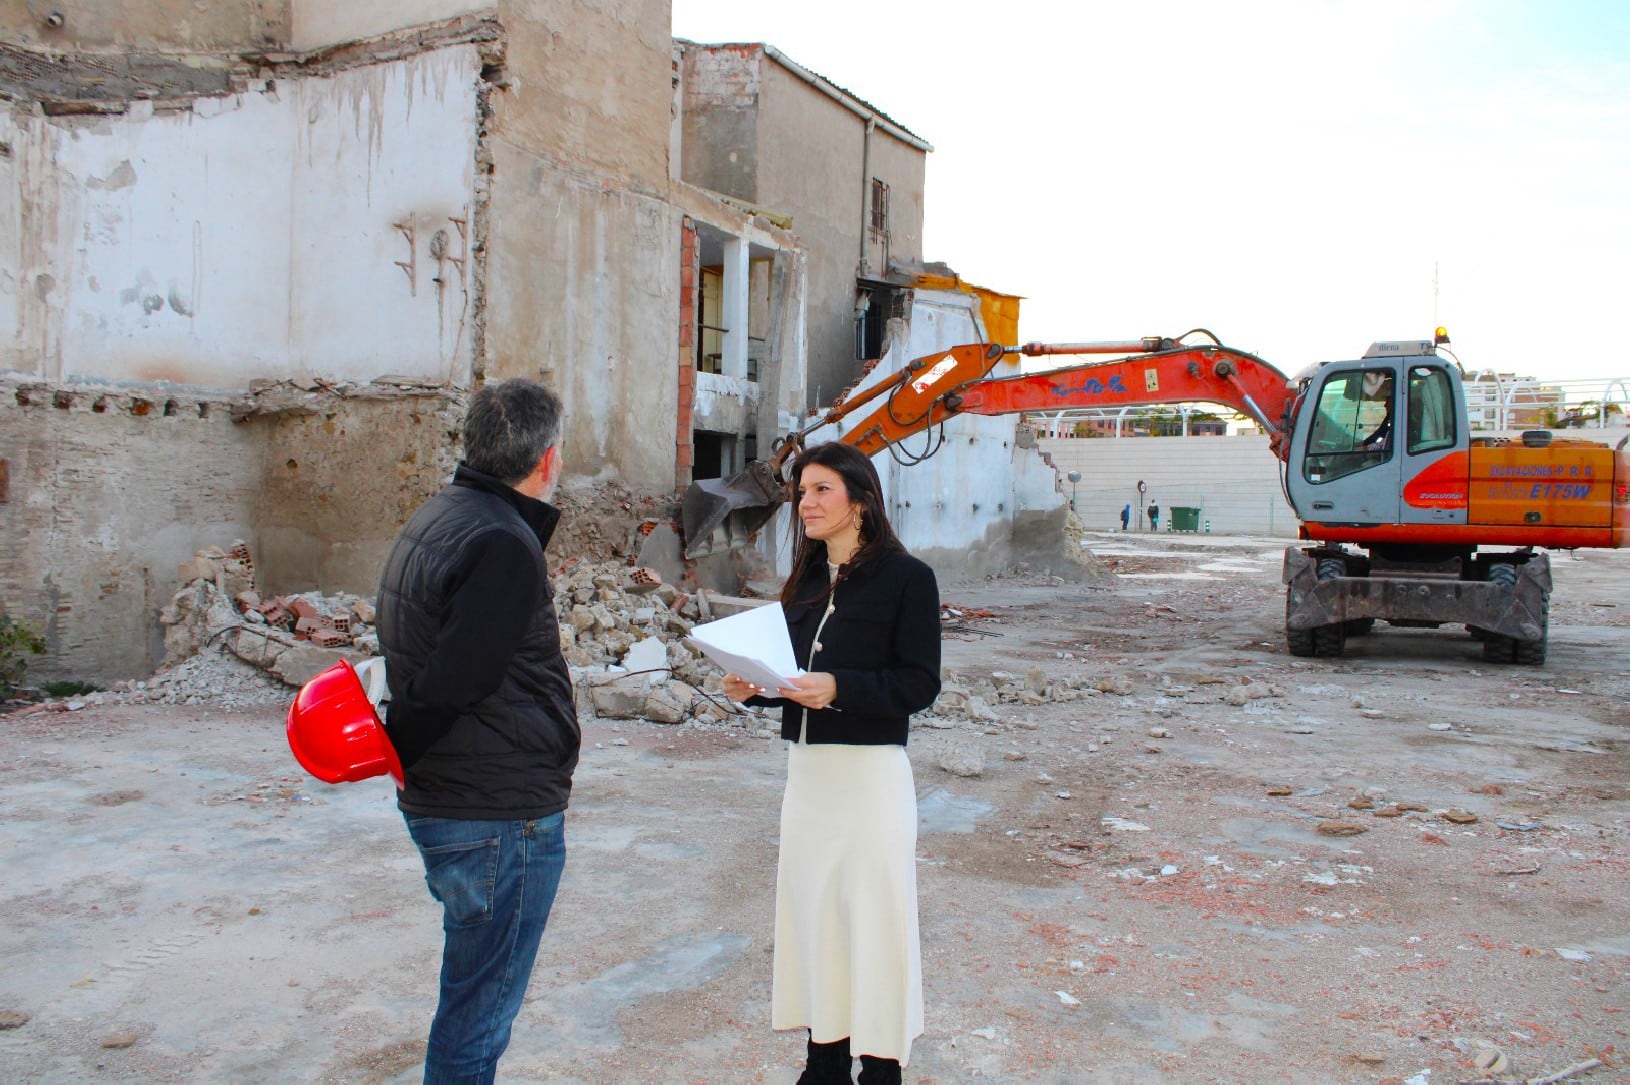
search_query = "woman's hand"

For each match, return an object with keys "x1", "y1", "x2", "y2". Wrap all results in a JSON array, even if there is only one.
[
  {"x1": 721, "y1": 674, "x2": 765, "y2": 703},
  {"x1": 776, "y1": 672, "x2": 838, "y2": 711}
]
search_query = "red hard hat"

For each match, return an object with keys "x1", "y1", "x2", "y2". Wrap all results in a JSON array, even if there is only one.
[{"x1": 286, "y1": 661, "x2": 403, "y2": 786}]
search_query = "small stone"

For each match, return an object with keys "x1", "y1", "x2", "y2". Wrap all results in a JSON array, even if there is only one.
[
  {"x1": 1316, "y1": 820, "x2": 1366, "y2": 836},
  {"x1": 100, "y1": 1031, "x2": 139, "y2": 1049},
  {"x1": 1428, "y1": 722, "x2": 1453, "y2": 732},
  {"x1": 1147, "y1": 726, "x2": 1169, "y2": 739},
  {"x1": 1372, "y1": 806, "x2": 1403, "y2": 818},
  {"x1": 1348, "y1": 795, "x2": 1375, "y2": 810},
  {"x1": 0, "y1": 1010, "x2": 29, "y2": 1030},
  {"x1": 1441, "y1": 809, "x2": 1478, "y2": 824},
  {"x1": 1054, "y1": 991, "x2": 1080, "y2": 1006},
  {"x1": 1265, "y1": 785, "x2": 1294, "y2": 796},
  {"x1": 1055, "y1": 791, "x2": 1073, "y2": 800},
  {"x1": 1351, "y1": 1051, "x2": 1385, "y2": 1065}
]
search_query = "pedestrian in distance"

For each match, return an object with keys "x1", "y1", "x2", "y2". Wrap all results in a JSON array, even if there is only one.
[
  {"x1": 1148, "y1": 500, "x2": 1160, "y2": 532},
  {"x1": 722, "y1": 440, "x2": 942, "y2": 1085},
  {"x1": 1120, "y1": 503, "x2": 1131, "y2": 532},
  {"x1": 377, "y1": 379, "x2": 579, "y2": 1085}
]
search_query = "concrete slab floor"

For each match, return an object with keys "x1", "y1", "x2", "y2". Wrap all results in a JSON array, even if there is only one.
[{"x1": 3, "y1": 533, "x2": 1629, "y2": 1083}]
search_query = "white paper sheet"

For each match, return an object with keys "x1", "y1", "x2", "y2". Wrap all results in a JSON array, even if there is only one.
[{"x1": 686, "y1": 601, "x2": 803, "y2": 691}]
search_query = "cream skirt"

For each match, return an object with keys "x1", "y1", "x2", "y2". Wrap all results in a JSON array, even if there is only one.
[{"x1": 772, "y1": 741, "x2": 923, "y2": 1065}]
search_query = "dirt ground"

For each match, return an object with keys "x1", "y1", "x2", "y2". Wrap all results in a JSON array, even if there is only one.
[{"x1": 2, "y1": 531, "x2": 1627, "y2": 1085}]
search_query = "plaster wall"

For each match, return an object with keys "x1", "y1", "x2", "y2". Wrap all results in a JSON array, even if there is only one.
[
  {"x1": 755, "y1": 58, "x2": 926, "y2": 409},
  {"x1": 676, "y1": 45, "x2": 759, "y2": 202},
  {"x1": 289, "y1": 0, "x2": 489, "y2": 50},
  {"x1": 481, "y1": 141, "x2": 681, "y2": 491},
  {"x1": 1, "y1": 46, "x2": 480, "y2": 389},
  {"x1": 0, "y1": 1, "x2": 290, "y2": 52},
  {"x1": 492, "y1": 0, "x2": 673, "y2": 192},
  {"x1": 0, "y1": 386, "x2": 459, "y2": 682},
  {"x1": 1039, "y1": 434, "x2": 1302, "y2": 538}
]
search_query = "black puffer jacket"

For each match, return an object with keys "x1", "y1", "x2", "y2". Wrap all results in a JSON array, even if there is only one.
[
  {"x1": 377, "y1": 465, "x2": 578, "y2": 820},
  {"x1": 753, "y1": 547, "x2": 941, "y2": 746}
]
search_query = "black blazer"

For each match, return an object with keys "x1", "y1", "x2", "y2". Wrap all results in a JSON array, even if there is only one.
[{"x1": 753, "y1": 547, "x2": 941, "y2": 745}]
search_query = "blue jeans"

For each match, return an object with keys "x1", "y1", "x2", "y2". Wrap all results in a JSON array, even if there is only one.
[{"x1": 403, "y1": 812, "x2": 567, "y2": 1085}]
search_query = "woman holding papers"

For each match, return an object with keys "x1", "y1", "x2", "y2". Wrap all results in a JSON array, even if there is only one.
[{"x1": 722, "y1": 441, "x2": 941, "y2": 1085}]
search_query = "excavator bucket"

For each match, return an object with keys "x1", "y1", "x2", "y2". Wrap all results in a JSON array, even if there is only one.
[{"x1": 681, "y1": 459, "x2": 786, "y2": 558}]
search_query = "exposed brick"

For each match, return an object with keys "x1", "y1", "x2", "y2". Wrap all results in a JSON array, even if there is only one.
[{"x1": 0, "y1": 458, "x2": 9, "y2": 504}]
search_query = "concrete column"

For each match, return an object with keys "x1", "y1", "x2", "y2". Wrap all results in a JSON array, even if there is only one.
[{"x1": 721, "y1": 236, "x2": 749, "y2": 379}]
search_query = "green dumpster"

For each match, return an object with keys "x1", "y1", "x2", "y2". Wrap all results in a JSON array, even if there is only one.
[{"x1": 1170, "y1": 506, "x2": 1201, "y2": 532}]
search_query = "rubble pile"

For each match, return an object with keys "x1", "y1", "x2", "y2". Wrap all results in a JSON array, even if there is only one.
[{"x1": 146, "y1": 545, "x2": 1140, "y2": 730}]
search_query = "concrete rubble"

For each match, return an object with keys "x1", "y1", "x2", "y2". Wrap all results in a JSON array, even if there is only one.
[{"x1": 137, "y1": 542, "x2": 1142, "y2": 732}]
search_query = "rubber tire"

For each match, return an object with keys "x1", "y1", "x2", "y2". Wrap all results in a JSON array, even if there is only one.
[
  {"x1": 1343, "y1": 617, "x2": 1375, "y2": 636},
  {"x1": 1286, "y1": 626, "x2": 1315, "y2": 657},
  {"x1": 1482, "y1": 563, "x2": 1519, "y2": 663},
  {"x1": 1312, "y1": 558, "x2": 1346, "y2": 658}
]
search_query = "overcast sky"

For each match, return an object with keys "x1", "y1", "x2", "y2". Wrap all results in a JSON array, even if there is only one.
[{"x1": 671, "y1": 0, "x2": 1630, "y2": 384}]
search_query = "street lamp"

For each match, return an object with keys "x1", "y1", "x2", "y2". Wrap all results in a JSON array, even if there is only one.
[{"x1": 1066, "y1": 470, "x2": 1081, "y2": 510}]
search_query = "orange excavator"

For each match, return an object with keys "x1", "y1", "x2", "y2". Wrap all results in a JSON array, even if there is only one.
[{"x1": 682, "y1": 330, "x2": 1629, "y2": 663}]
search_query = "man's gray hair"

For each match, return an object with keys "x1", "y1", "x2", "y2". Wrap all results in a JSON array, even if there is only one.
[{"x1": 462, "y1": 379, "x2": 563, "y2": 484}]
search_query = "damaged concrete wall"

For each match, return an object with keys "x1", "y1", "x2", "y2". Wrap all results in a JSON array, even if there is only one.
[
  {"x1": 1, "y1": 45, "x2": 480, "y2": 385},
  {"x1": 0, "y1": 1, "x2": 291, "y2": 52},
  {"x1": 289, "y1": 0, "x2": 487, "y2": 51},
  {"x1": 482, "y1": 145, "x2": 681, "y2": 491},
  {"x1": 0, "y1": 380, "x2": 261, "y2": 683},
  {"x1": 676, "y1": 44, "x2": 758, "y2": 202},
  {"x1": 493, "y1": 0, "x2": 674, "y2": 187},
  {"x1": 478, "y1": 0, "x2": 681, "y2": 492}
]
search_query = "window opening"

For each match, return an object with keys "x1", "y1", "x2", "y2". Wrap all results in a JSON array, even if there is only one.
[
  {"x1": 1406, "y1": 365, "x2": 1457, "y2": 455},
  {"x1": 1302, "y1": 368, "x2": 1396, "y2": 484}
]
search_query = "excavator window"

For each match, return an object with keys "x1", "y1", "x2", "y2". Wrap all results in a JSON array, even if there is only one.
[
  {"x1": 1302, "y1": 368, "x2": 1395, "y2": 484},
  {"x1": 1406, "y1": 365, "x2": 1457, "y2": 455}
]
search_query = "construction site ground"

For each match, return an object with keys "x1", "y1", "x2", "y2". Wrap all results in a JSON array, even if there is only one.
[{"x1": 3, "y1": 530, "x2": 1627, "y2": 1085}]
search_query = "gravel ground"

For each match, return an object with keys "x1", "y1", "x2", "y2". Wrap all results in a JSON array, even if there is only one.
[{"x1": 1, "y1": 533, "x2": 1626, "y2": 1084}]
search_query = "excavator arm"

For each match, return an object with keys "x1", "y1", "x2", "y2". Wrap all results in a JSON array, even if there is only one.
[{"x1": 682, "y1": 333, "x2": 1296, "y2": 556}]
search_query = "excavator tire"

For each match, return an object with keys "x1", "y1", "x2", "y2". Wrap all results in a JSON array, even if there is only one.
[
  {"x1": 1286, "y1": 625, "x2": 1315, "y2": 657},
  {"x1": 1311, "y1": 558, "x2": 1347, "y2": 658},
  {"x1": 1343, "y1": 617, "x2": 1375, "y2": 636},
  {"x1": 1486, "y1": 560, "x2": 1545, "y2": 664}
]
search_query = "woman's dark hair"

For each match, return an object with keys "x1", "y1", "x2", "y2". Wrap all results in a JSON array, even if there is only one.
[{"x1": 780, "y1": 441, "x2": 904, "y2": 607}]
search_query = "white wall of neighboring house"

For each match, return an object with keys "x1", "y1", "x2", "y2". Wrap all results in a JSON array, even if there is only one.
[
  {"x1": 1040, "y1": 434, "x2": 1301, "y2": 538},
  {"x1": 758, "y1": 289, "x2": 1067, "y2": 582},
  {"x1": 3, "y1": 45, "x2": 479, "y2": 389}
]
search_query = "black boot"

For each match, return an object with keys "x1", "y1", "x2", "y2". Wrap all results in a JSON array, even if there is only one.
[
  {"x1": 796, "y1": 1033, "x2": 853, "y2": 1084},
  {"x1": 857, "y1": 1055, "x2": 901, "y2": 1085}
]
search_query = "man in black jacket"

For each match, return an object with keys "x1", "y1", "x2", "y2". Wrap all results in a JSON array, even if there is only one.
[{"x1": 377, "y1": 378, "x2": 578, "y2": 1084}]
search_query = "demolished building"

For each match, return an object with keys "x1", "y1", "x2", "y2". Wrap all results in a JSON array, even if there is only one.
[{"x1": 0, "y1": 1, "x2": 1080, "y2": 685}]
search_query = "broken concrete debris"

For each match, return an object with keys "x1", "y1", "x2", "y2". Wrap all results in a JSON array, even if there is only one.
[{"x1": 145, "y1": 542, "x2": 1165, "y2": 729}]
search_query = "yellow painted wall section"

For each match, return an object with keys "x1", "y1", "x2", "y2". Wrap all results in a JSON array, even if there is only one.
[
  {"x1": 1468, "y1": 444, "x2": 1616, "y2": 527},
  {"x1": 908, "y1": 273, "x2": 1022, "y2": 345}
]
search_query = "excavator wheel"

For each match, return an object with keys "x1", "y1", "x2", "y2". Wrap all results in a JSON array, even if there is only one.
[
  {"x1": 1480, "y1": 563, "x2": 1548, "y2": 664},
  {"x1": 1343, "y1": 617, "x2": 1375, "y2": 637},
  {"x1": 1286, "y1": 625, "x2": 1315, "y2": 657},
  {"x1": 1311, "y1": 558, "x2": 1347, "y2": 657}
]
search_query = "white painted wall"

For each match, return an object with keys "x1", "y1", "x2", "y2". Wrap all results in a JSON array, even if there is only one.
[
  {"x1": 3, "y1": 46, "x2": 479, "y2": 390},
  {"x1": 1040, "y1": 434, "x2": 1301, "y2": 538}
]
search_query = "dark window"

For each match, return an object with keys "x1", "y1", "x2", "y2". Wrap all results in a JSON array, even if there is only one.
[
  {"x1": 1302, "y1": 368, "x2": 1396, "y2": 484},
  {"x1": 870, "y1": 178, "x2": 889, "y2": 235}
]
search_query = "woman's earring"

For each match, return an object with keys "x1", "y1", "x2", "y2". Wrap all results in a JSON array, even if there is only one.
[{"x1": 852, "y1": 509, "x2": 863, "y2": 530}]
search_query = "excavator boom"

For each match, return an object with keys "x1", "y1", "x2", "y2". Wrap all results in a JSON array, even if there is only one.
[{"x1": 682, "y1": 334, "x2": 1294, "y2": 554}]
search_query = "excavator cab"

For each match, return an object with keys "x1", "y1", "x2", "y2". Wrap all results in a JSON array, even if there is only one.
[{"x1": 1285, "y1": 343, "x2": 1468, "y2": 530}]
